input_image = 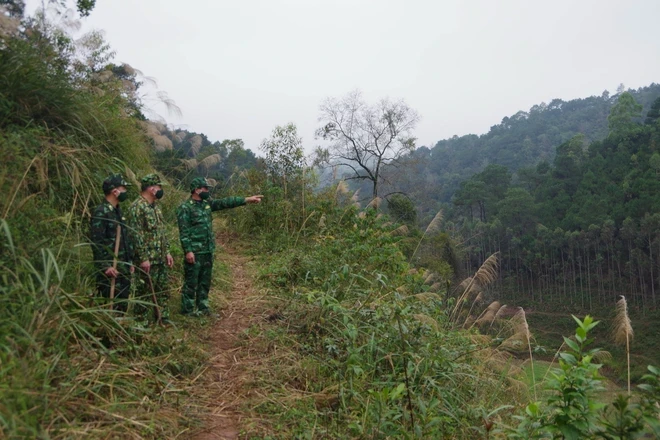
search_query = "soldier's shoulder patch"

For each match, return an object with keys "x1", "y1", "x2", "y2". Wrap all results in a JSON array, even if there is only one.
[{"x1": 205, "y1": 205, "x2": 211, "y2": 210}]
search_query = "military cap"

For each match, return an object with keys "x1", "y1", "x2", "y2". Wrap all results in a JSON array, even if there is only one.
[
  {"x1": 190, "y1": 177, "x2": 210, "y2": 192},
  {"x1": 102, "y1": 173, "x2": 130, "y2": 194},
  {"x1": 141, "y1": 173, "x2": 162, "y2": 190}
]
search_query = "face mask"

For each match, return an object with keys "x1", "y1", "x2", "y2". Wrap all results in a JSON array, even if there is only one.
[
  {"x1": 199, "y1": 191, "x2": 210, "y2": 200},
  {"x1": 117, "y1": 191, "x2": 128, "y2": 202},
  {"x1": 155, "y1": 189, "x2": 164, "y2": 199}
]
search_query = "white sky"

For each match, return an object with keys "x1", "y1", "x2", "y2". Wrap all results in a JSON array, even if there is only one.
[{"x1": 26, "y1": 0, "x2": 660, "y2": 154}]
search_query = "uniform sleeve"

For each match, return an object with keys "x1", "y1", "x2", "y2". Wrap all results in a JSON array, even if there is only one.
[
  {"x1": 159, "y1": 206, "x2": 171, "y2": 254},
  {"x1": 90, "y1": 206, "x2": 113, "y2": 267},
  {"x1": 177, "y1": 203, "x2": 194, "y2": 254},
  {"x1": 210, "y1": 196, "x2": 246, "y2": 211},
  {"x1": 127, "y1": 202, "x2": 146, "y2": 263}
]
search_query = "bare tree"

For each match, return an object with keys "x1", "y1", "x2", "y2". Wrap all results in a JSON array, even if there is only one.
[{"x1": 316, "y1": 90, "x2": 419, "y2": 199}]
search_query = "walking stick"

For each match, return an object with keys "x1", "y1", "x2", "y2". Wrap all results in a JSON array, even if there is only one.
[
  {"x1": 109, "y1": 223, "x2": 121, "y2": 310},
  {"x1": 147, "y1": 274, "x2": 163, "y2": 325}
]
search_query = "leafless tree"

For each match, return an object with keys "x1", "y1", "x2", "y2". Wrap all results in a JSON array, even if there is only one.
[{"x1": 316, "y1": 90, "x2": 419, "y2": 199}]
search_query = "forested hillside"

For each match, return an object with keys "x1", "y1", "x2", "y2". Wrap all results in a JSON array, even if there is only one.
[
  {"x1": 445, "y1": 93, "x2": 660, "y2": 309},
  {"x1": 380, "y1": 84, "x2": 660, "y2": 214}
]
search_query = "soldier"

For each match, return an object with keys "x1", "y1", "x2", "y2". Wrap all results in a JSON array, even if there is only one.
[
  {"x1": 127, "y1": 173, "x2": 174, "y2": 325},
  {"x1": 177, "y1": 177, "x2": 262, "y2": 316},
  {"x1": 90, "y1": 174, "x2": 134, "y2": 313}
]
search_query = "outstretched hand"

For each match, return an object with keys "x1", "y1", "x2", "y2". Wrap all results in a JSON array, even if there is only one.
[{"x1": 245, "y1": 195, "x2": 263, "y2": 204}]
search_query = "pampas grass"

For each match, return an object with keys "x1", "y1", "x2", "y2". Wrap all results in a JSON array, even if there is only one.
[
  {"x1": 413, "y1": 292, "x2": 442, "y2": 303},
  {"x1": 189, "y1": 134, "x2": 203, "y2": 156},
  {"x1": 501, "y1": 307, "x2": 537, "y2": 401},
  {"x1": 429, "y1": 282, "x2": 442, "y2": 292},
  {"x1": 409, "y1": 210, "x2": 443, "y2": 261},
  {"x1": 351, "y1": 189, "x2": 360, "y2": 208},
  {"x1": 199, "y1": 153, "x2": 221, "y2": 170},
  {"x1": 366, "y1": 197, "x2": 382, "y2": 210},
  {"x1": 462, "y1": 292, "x2": 483, "y2": 328},
  {"x1": 471, "y1": 301, "x2": 502, "y2": 330},
  {"x1": 390, "y1": 225, "x2": 409, "y2": 237},
  {"x1": 335, "y1": 180, "x2": 348, "y2": 199},
  {"x1": 413, "y1": 313, "x2": 439, "y2": 331},
  {"x1": 613, "y1": 295, "x2": 633, "y2": 394},
  {"x1": 449, "y1": 253, "x2": 499, "y2": 324}
]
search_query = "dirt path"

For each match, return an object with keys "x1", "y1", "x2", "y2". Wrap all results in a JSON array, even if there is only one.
[{"x1": 188, "y1": 235, "x2": 268, "y2": 440}]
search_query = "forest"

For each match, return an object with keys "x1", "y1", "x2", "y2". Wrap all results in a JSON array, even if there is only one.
[{"x1": 2, "y1": 1, "x2": 660, "y2": 438}]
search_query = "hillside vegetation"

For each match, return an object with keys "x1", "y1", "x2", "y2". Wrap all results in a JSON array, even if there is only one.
[{"x1": 2, "y1": 3, "x2": 660, "y2": 439}]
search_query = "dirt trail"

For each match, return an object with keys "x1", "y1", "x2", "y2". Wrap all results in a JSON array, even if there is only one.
[{"x1": 188, "y1": 235, "x2": 268, "y2": 440}]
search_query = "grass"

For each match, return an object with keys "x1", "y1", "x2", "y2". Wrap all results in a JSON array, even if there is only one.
[{"x1": 521, "y1": 305, "x2": 660, "y2": 385}]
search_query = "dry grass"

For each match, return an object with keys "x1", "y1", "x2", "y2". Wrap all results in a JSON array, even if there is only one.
[
  {"x1": 499, "y1": 307, "x2": 537, "y2": 400},
  {"x1": 334, "y1": 180, "x2": 348, "y2": 201},
  {"x1": 409, "y1": 210, "x2": 443, "y2": 261},
  {"x1": 390, "y1": 224, "x2": 409, "y2": 236},
  {"x1": 366, "y1": 196, "x2": 382, "y2": 210},
  {"x1": 473, "y1": 301, "x2": 502, "y2": 329},
  {"x1": 462, "y1": 291, "x2": 484, "y2": 327},
  {"x1": 189, "y1": 135, "x2": 203, "y2": 156},
  {"x1": 613, "y1": 295, "x2": 633, "y2": 394},
  {"x1": 182, "y1": 158, "x2": 198, "y2": 169},
  {"x1": 350, "y1": 189, "x2": 360, "y2": 209},
  {"x1": 413, "y1": 313, "x2": 439, "y2": 331},
  {"x1": 428, "y1": 282, "x2": 442, "y2": 292},
  {"x1": 449, "y1": 252, "x2": 499, "y2": 325},
  {"x1": 199, "y1": 154, "x2": 221, "y2": 170}
]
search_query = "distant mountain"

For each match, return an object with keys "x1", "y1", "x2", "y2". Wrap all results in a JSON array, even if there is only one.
[{"x1": 383, "y1": 83, "x2": 660, "y2": 211}]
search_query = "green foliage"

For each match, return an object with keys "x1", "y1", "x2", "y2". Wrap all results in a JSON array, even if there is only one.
[
  {"x1": 260, "y1": 123, "x2": 305, "y2": 181},
  {"x1": 0, "y1": 222, "x2": 206, "y2": 437},
  {"x1": 608, "y1": 92, "x2": 643, "y2": 138},
  {"x1": 381, "y1": 85, "x2": 660, "y2": 228},
  {"x1": 386, "y1": 193, "x2": 417, "y2": 225},
  {"x1": 224, "y1": 173, "x2": 514, "y2": 437},
  {"x1": 506, "y1": 316, "x2": 660, "y2": 439},
  {"x1": 441, "y1": 90, "x2": 660, "y2": 367},
  {"x1": 0, "y1": 13, "x2": 209, "y2": 438}
]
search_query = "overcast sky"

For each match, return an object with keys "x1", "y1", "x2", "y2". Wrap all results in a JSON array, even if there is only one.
[{"x1": 27, "y1": 0, "x2": 660, "y2": 154}]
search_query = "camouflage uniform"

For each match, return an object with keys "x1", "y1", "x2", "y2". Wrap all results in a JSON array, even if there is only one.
[
  {"x1": 90, "y1": 174, "x2": 133, "y2": 313},
  {"x1": 127, "y1": 174, "x2": 171, "y2": 322},
  {"x1": 177, "y1": 177, "x2": 245, "y2": 315}
]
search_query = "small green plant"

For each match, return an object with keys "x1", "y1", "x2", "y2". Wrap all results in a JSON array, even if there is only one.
[{"x1": 506, "y1": 315, "x2": 660, "y2": 439}]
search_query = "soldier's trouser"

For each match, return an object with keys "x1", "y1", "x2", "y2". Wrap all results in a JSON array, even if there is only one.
[
  {"x1": 135, "y1": 263, "x2": 170, "y2": 322},
  {"x1": 96, "y1": 268, "x2": 130, "y2": 314},
  {"x1": 181, "y1": 252, "x2": 213, "y2": 314}
]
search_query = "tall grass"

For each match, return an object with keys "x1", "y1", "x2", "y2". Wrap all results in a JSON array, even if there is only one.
[
  {"x1": 0, "y1": 21, "x2": 207, "y2": 437},
  {"x1": 220, "y1": 175, "x2": 520, "y2": 437},
  {"x1": 613, "y1": 295, "x2": 634, "y2": 395},
  {"x1": 0, "y1": 221, "x2": 207, "y2": 437}
]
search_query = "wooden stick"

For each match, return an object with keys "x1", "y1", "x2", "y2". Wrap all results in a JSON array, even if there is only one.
[
  {"x1": 109, "y1": 223, "x2": 121, "y2": 310},
  {"x1": 147, "y1": 274, "x2": 162, "y2": 325}
]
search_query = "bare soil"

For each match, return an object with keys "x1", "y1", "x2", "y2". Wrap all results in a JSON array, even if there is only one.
[{"x1": 187, "y1": 234, "x2": 269, "y2": 440}]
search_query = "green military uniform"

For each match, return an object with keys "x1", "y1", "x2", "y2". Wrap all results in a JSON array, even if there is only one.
[
  {"x1": 177, "y1": 177, "x2": 246, "y2": 315},
  {"x1": 127, "y1": 174, "x2": 171, "y2": 323},
  {"x1": 90, "y1": 174, "x2": 133, "y2": 313}
]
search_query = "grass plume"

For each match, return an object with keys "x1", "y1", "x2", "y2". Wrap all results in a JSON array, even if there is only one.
[
  {"x1": 449, "y1": 253, "x2": 499, "y2": 324},
  {"x1": 613, "y1": 295, "x2": 633, "y2": 394},
  {"x1": 501, "y1": 307, "x2": 537, "y2": 401},
  {"x1": 471, "y1": 301, "x2": 502, "y2": 330},
  {"x1": 366, "y1": 196, "x2": 382, "y2": 210},
  {"x1": 409, "y1": 210, "x2": 443, "y2": 261}
]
